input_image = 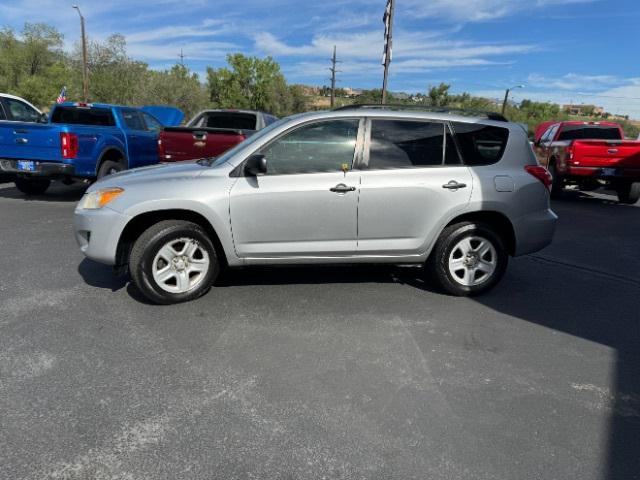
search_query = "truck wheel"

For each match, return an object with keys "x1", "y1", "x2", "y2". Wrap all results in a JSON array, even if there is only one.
[
  {"x1": 97, "y1": 160, "x2": 124, "y2": 179},
  {"x1": 426, "y1": 221, "x2": 508, "y2": 296},
  {"x1": 548, "y1": 163, "x2": 564, "y2": 198},
  {"x1": 129, "y1": 220, "x2": 219, "y2": 304},
  {"x1": 14, "y1": 177, "x2": 51, "y2": 195},
  {"x1": 615, "y1": 181, "x2": 640, "y2": 204}
]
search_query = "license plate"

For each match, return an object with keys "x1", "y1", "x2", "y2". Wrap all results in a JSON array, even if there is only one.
[
  {"x1": 16, "y1": 160, "x2": 36, "y2": 172},
  {"x1": 601, "y1": 168, "x2": 617, "y2": 177}
]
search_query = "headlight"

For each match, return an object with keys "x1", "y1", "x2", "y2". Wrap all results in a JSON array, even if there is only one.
[{"x1": 78, "y1": 187, "x2": 124, "y2": 210}]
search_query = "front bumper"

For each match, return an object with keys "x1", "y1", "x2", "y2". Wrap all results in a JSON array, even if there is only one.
[
  {"x1": 73, "y1": 205, "x2": 131, "y2": 266},
  {"x1": 513, "y1": 208, "x2": 558, "y2": 256},
  {"x1": 0, "y1": 159, "x2": 75, "y2": 177}
]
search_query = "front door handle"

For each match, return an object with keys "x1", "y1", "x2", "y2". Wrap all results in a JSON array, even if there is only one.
[
  {"x1": 15, "y1": 138, "x2": 28, "y2": 144},
  {"x1": 442, "y1": 180, "x2": 467, "y2": 190},
  {"x1": 330, "y1": 183, "x2": 356, "y2": 193}
]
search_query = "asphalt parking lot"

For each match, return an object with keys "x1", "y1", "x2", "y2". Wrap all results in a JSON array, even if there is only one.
[{"x1": 1, "y1": 180, "x2": 638, "y2": 480}]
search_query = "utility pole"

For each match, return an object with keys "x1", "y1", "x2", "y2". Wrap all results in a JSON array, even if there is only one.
[
  {"x1": 329, "y1": 45, "x2": 339, "y2": 108},
  {"x1": 502, "y1": 84, "x2": 525, "y2": 115},
  {"x1": 381, "y1": 0, "x2": 395, "y2": 104},
  {"x1": 178, "y1": 48, "x2": 185, "y2": 66},
  {"x1": 73, "y1": 5, "x2": 89, "y2": 102}
]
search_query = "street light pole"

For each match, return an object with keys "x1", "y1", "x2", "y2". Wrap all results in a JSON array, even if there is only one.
[
  {"x1": 501, "y1": 84, "x2": 524, "y2": 116},
  {"x1": 73, "y1": 5, "x2": 89, "y2": 102}
]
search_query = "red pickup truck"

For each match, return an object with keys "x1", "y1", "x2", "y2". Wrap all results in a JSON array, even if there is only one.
[
  {"x1": 158, "y1": 109, "x2": 278, "y2": 162},
  {"x1": 534, "y1": 121, "x2": 640, "y2": 204}
]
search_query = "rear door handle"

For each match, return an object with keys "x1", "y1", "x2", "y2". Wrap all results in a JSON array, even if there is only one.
[
  {"x1": 442, "y1": 180, "x2": 467, "y2": 190},
  {"x1": 330, "y1": 183, "x2": 356, "y2": 193},
  {"x1": 15, "y1": 138, "x2": 28, "y2": 144}
]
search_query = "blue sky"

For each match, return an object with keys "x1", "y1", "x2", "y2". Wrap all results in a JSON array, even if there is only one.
[{"x1": 2, "y1": 0, "x2": 640, "y2": 117}]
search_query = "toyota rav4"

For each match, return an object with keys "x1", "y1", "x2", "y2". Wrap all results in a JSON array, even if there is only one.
[{"x1": 74, "y1": 106, "x2": 557, "y2": 304}]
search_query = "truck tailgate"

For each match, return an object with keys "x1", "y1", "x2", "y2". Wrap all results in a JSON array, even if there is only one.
[
  {"x1": 159, "y1": 127, "x2": 250, "y2": 162},
  {"x1": 0, "y1": 122, "x2": 61, "y2": 161},
  {"x1": 572, "y1": 140, "x2": 640, "y2": 168}
]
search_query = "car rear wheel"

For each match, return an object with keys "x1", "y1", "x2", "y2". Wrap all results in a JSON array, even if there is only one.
[
  {"x1": 97, "y1": 160, "x2": 124, "y2": 179},
  {"x1": 614, "y1": 181, "x2": 640, "y2": 204},
  {"x1": 14, "y1": 177, "x2": 51, "y2": 195},
  {"x1": 427, "y1": 221, "x2": 508, "y2": 296},
  {"x1": 129, "y1": 220, "x2": 219, "y2": 304}
]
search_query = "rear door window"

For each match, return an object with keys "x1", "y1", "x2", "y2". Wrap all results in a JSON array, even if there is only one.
[
  {"x1": 141, "y1": 112, "x2": 162, "y2": 133},
  {"x1": 51, "y1": 106, "x2": 115, "y2": 126},
  {"x1": 121, "y1": 110, "x2": 146, "y2": 131},
  {"x1": 367, "y1": 120, "x2": 450, "y2": 169},
  {"x1": 452, "y1": 122, "x2": 510, "y2": 166},
  {"x1": 557, "y1": 125, "x2": 621, "y2": 141}
]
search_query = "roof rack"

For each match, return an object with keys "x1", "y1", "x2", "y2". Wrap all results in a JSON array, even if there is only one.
[{"x1": 332, "y1": 104, "x2": 509, "y2": 122}]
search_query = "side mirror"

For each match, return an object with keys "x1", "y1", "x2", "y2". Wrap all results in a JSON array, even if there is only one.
[
  {"x1": 244, "y1": 154, "x2": 267, "y2": 176},
  {"x1": 39, "y1": 113, "x2": 49, "y2": 124}
]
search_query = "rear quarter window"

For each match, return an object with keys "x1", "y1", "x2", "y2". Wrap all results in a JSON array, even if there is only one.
[
  {"x1": 51, "y1": 107, "x2": 115, "y2": 126},
  {"x1": 452, "y1": 122, "x2": 510, "y2": 166}
]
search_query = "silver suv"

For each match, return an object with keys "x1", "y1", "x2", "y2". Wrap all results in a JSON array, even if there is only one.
[{"x1": 74, "y1": 106, "x2": 557, "y2": 304}]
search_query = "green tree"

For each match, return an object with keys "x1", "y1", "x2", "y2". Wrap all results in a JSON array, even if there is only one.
[
  {"x1": 427, "y1": 83, "x2": 450, "y2": 107},
  {"x1": 206, "y1": 54, "x2": 306, "y2": 116},
  {"x1": 137, "y1": 64, "x2": 209, "y2": 119}
]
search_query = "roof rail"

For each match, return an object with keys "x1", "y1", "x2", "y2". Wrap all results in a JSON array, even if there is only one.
[{"x1": 332, "y1": 104, "x2": 509, "y2": 122}]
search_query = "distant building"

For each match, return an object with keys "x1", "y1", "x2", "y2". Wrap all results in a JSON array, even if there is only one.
[{"x1": 563, "y1": 104, "x2": 605, "y2": 117}]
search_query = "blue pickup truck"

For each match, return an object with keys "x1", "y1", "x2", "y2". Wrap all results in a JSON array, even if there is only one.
[{"x1": 0, "y1": 102, "x2": 183, "y2": 195}]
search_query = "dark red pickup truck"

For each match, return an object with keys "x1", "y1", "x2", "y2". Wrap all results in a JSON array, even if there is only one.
[
  {"x1": 158, "y1": 109, "x2": 278, "y2": 162},
  {"x1": 534, "y1": 121, "x2": 640, "y2": 204}
]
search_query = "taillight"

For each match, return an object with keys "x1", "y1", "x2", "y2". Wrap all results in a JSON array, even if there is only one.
[
  {"x1": 60, "y1": 132, "x2": 78, "y2": 159},
  {"x1": 565, "y1": 144, "x2": 574, "y2": 160},
  {"x1": 158, "y1": 138, "x2": 165, "y2": 160},
  {"x1": 525, "y1": 165, "x2": 553, "y2": 191}
]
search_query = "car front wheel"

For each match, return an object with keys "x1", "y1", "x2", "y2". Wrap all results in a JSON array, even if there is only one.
[
  {"x1": 129, "y1": 220, "x2": 219, "y2": 304},
  {"x1": 427, "y1": 221, "x2": 508, "y2": 296}
]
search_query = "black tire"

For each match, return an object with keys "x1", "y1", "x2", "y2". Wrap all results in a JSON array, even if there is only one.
[
  {"x1": 426, "y1": 221, "x2": 508, "y2": 296},
  {"x1": 548, "y1": 162, "x2": 564, "y2": 198},
  {"x1": 14, "y1": 177, "x2": 51, "y2": 195},
  {"x1": 97, "y1": 159, "x2": 124, "y2": 179},
  {"x1": 577, "y1": 179, "x2": 600, "y2": 192},
  {"x1": 614, "y1": 181, "x2": 640, "y2": 205},
  {"x1": 129, "y1": 220, "x2": 219, "y2": 304}
]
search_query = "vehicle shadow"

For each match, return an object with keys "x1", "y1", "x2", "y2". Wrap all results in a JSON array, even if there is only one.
[
  {"x1": 0, "y1": 181, "x2": 87, "y2": 202},
  {"x1": 474, "y1": 263, "x2": 640, "y2": 479},
  {"x1": 77, "y1": 259, "x2": 128, "y2": 292},
  {"x1": 477, "y1": 188, "x2": 640, "y2": 479},
  {"x1": 555, "y1": 187, "x2": 639, "y2": 207}
]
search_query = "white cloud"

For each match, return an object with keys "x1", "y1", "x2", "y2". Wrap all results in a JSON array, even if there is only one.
[{"x1": 401, "y1": 0, "x2": 598, "y2": 22}]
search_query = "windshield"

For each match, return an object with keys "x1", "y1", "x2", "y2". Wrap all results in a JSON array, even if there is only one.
[{"x1": 207, "y1": 116, "x2": 294, "y2": 168}]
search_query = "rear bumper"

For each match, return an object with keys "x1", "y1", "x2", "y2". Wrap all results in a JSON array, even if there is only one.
[
  {"x1": 565, "y1": 165, "x2": 640, "y2": 180},
  {"x1": 0, "y1": 159, "x2": 75, "y2": 177},
  {"x1": 513, "y1": 208, "x2": 558, "y2": 256},
  {"x1": 73, "y1": 205, "x2": 131, "y2": 266}
]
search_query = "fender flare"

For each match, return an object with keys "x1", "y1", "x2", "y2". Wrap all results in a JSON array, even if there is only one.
[{"x1": 96, "y1": 146, "x2": 128, "y2": 176}]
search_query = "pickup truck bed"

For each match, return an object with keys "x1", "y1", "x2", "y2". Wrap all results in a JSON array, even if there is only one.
[{"x1": 158, "y1": 109, "x2": 277, "y2": 162}]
